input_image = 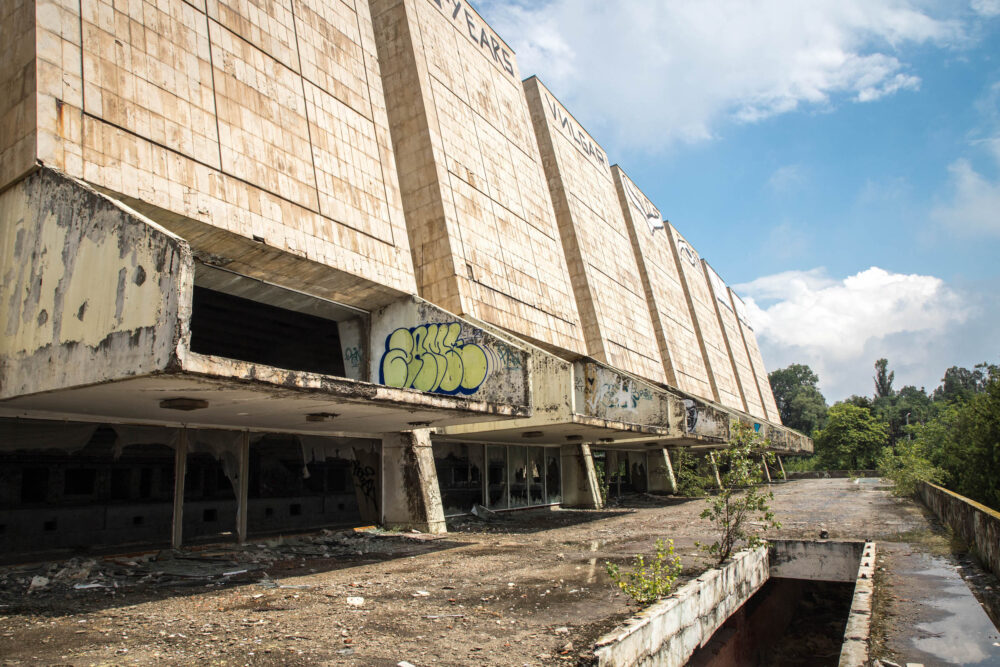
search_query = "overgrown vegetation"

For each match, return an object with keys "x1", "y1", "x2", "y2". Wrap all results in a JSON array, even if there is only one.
[
  {"x1": 672, "y1": 448, "x2": 715, "y2": 496},
  {"x1": 769, "y1": 359, "x2": 1000, "y2": 510},
  {"x1": 605, "y1": 538, "x2": 683, "y2": 606},
  {"x1": 700, "y1": 423, "x2": 780, "y2": 564}
]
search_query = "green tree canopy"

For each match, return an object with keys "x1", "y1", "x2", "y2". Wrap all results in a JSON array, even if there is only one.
[
  {"x1": 814, "y1": 403, "x2": 888, "y2": 470},
  {"x1": 932, "y1": 363, "x2": 997, "y2": 404},
  {"x1": 874, "y1": 358, "x2": 895, "y2": 399},
  {"x1": 768, "y1": 364, "x2": 828, "y2": 436}
]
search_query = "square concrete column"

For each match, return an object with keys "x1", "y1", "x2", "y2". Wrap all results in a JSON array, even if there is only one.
[
  {"x1": 381, "y1": 430, "x2": 447, "y2": 534},
  {"x1": 761, "y1": 455, "x2": 773, "y2": 484},
  {"x1": 236, "y1": 432, "x2": 250, "y2": 544},
  {"x1": 777, "y1": 455, "x2": 787, "y2": 480},
  {"x1": 560, "y1": 444, "x2": 603, "y2": 509},
  {"x1": 171, "y1": 428, "x2": 188, "y2": 549},
  {"x1": 648, "y1": 449, "x2": 678, "y2": 494}
]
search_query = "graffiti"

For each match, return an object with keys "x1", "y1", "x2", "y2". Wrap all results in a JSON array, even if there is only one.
[
  {"x1": 676, "y1": 237, "x2": 698, "y2": 267},
  {"x1": 495, "y1": 344, "x2": 522, "y2": 371},
  {"x1": 753, "y1": 422, "x2": 762, "y2": 433},
  {"x1": 586, "y1": 376, "x2": 656, "y2": 413},
  {"x1": 622, "y1": 177, "x2": 664, "y2": 233},
  {"x1": 684, "y1": 399, "x2": 699, "y2": 432},
  {"x1": 352, "y1": 459, "x2": 378, "y2": 513},
  {"x1": 544, "y1": 93, "x2": 607, "y2": 169},
  {"x1": 379, "y1": 322, "x2": 489, "y2": 395},
  {"x1": 429, "y1": 0, "x2": 515, "y2": 78},
  {"x1": 344, "y1": 346, "x2": 361, "y2": 369}
]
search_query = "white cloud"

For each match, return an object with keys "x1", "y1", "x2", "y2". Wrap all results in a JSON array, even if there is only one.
[
  {"x1": 734, "y1": 267, "x2": 972, "y2": 399},
  {"x1": 767, "y1": 165, "x2": 806, "y2": 193},
  {"x1": 479, "y1": 0, "x2": 964, "y2": 151},
  {"x1": 972, "y1": 0, "x2": 1000, "y2": 17},
  {"x1": 931, "y1": 156, "x2": 1000, "y2": 235}
]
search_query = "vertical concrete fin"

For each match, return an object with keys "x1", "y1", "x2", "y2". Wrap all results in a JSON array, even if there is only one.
[{"x1": 381, "y1": 429, "x2": 447, "y2": 534}]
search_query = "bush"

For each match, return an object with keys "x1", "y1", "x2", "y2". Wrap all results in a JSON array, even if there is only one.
[
  {"x1": 605, "y1": 538, "x2": 683, "y2": 606},
  {"x1": 877, "y1": 438, "x2": 946, "y2": 497}
]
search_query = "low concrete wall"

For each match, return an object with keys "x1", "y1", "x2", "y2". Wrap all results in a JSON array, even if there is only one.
[
  {"x1": 593, "y1": 547, "x2": 769, "y2": 667},
  {"x1": 838, "y1": 541, "x2": 876, "y2": 667},
  {"x1": 919, "y1": 482, "x2": 1000, "y2": 577}
]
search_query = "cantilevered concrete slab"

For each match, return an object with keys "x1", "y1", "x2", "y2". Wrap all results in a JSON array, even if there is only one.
[{"x1": 0, "y1": 169, "x2": 532, "y2": 433}]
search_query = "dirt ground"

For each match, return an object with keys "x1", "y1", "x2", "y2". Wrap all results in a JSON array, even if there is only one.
[{"x1": 0, "y1": 478, "x2": 995, "y2": 666}]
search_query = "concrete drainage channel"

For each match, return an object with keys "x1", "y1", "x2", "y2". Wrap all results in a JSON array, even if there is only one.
[{"x1": 590, "y1": 539, "x2": 876, "y2": 667}]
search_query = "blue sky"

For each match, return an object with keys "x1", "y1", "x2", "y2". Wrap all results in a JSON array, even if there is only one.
[{"x1": 478, "y1": 0, "x2": 1000, "y2": 401}]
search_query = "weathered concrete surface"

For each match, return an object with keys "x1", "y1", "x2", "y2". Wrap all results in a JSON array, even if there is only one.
[
  {"x1": 0, "y1": 0, "x2": 36, "y2": 190},
  {"x1": 370, "y1": 297, "x2": 531, "y2": 408},
  {"x1": 593, "y1": 547, "x2": 769, "y2": 667},
  {"x1": 769, "y1": 539, "x2": 866, "y2": 583},
  {"x1": 919, "y1": 481, "x2": 1000, "y2": 578},
  {"x1": 0, "y1": 168, "x2": 193, "y2": 399},
  {"x1": 381, "y1": 429, "x2": 446, "y2": 533},
  {"x1": 728, "y1": 289, "x2": 783, "y2": 424},
  {"x1": 838, "y1": 541, "x2": 876, "y2": 667}
]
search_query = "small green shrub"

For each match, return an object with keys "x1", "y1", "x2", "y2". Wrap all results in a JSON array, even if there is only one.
[
  {"x1": 605, "y1": 538, "x2": 682, "y2": 606},
  {"x1": 877, "y1": 439, "x2": 946, "y2": 497}
]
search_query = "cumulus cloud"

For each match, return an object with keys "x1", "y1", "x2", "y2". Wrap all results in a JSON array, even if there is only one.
[
  {"x1": 972, "y1": 0, "x2": 1000, "y2": 17},
  {"x1": 734, "y1": 267, "x2": 972, "y2": 400},
  {"x1": 479, "y1": 0, "x2": 965, "y2": 151},
  {"x1": 931, "y1": 156, "x2": 1000, "y2": 235}
]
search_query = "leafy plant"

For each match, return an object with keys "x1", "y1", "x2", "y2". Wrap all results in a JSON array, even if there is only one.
[
  {"x1": 877, "y1": 437, "x2": 946, "y2": 497},
  {"x1": 700, "y1": 423, "x2": 781, "y2": 564},
  {"x1": 605, "y1": 538, "x2": 682, "y2": 606},
  {"x1": 673, "y1": 448, "x2": 713, "y2": 496}
]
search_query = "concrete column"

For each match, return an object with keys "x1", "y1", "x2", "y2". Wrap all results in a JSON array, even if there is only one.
[
  {"x1": 381, "y1": 429, "x2": 446, "y2": 534},
  {"x1": 560, "y1": 444, "x2": 603, "y2": 509},
  {"x1": 709, "y1": 452, "x2": 723, "y2": 490},
  {"x1": 236, "y1": 431, "x2": 250, "y2": 544},
  {"x1": 777, "y1": 455, "x2": 787, "y2": 480},
  {"x1": 171, "y1": 428, "x2": 188, "y2": 549},
  {"x1": 647, "y1": 449, "x2": 678, "y2": 494},
  {"x1": 761, "y1": 455, "x2": 772, "y2": 484}
]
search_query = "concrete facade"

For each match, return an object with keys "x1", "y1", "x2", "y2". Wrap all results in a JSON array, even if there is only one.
[
  {"x1": 613, "y1": 165, "x2": 713, "y2": 399},
  {"x1": 370, "y1": 0, "x2": 587, "y2": 356},
  {"x1": 524, "y1": 77, "x2": 666, "y2": 385},
  {"x1": 0, "y1": 0, "x2": 810, "y2": 555}
]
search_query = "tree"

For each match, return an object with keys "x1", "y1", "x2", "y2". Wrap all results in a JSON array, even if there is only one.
[
  {"x1": 768, "y1": 364, "x2": 828, "y2": 435},
  {"x1": 814, "y1": 403, "x2": 888, "y2": 470},
  {"x1": 945, "y1": 369, "x2": 1000, "y2": 509},
  {"x1": 877, "y1": 437, "x2": 946, "y2": 497},
  {"x1": 874, "y1": 358, "x2": 895, "y2": 399},
  {"x1": 933, "y1": 363, "x2": 997, "y2": 404},
  {"x1": 699, "y1": 424, "x2": 780, "y2": 564},
  {"x1": 874, "y1": 384, "x2": 934, "y2": 448}
]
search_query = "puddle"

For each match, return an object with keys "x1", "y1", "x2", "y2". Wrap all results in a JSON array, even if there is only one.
[{"x1": 906, "y1": 554, "x2": 1000, "y2": 665}]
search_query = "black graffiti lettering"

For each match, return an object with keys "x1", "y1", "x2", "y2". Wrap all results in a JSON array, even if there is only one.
[
  {"x1": 431, "y1": 0, "x2": 442, "y2": 7},
  {"x1": 489, "y1": 35, "x2": 501, "y2": 63},
  {"x1": 464, "y1": 9, "x2": 478, "y2": 42},
  {"x1": 479, "y1": 27, "x2": 491, "y2": 51},
  {"x1": 352, "y1": 459, "x2": 379, "y2": 512},
  {"x1": 546, "y1": 95, "x2": 559, "y2": 121},
  {"x1": 501, "y1": 48, "x2": 514, "y2": 76},
  {"x1": 451, "y1": 0, "x2": 461, "y2": 19}
]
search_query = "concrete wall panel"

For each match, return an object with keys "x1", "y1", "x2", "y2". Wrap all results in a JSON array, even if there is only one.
[
  {"x1": 704, "y1": 261, "x2": 765, "y2": 418},
  {"x1": 371, "y1": 0, "x2": 586, "y2": 356},
  {"x1": 0, "y1": 0, "x2": 38, "y2": 191},
  {"x1": 28, "y1": 0, "x2": 414, "y2": 310},
  {"x1": 0, "y1": 169, "x2": 192, "y2": 399},
  {"x1": 524, "y1": 77, "x2": 666, "y2": 385},
  {"x1": 730, "y1": 288, "x2": 782, "y2": 423},
  {"x1": 667, "y1": 224, "x2": 743, "y2": 411},
  {"x1": 613, "y1": 166, "x2": 713, "y2": 399}
]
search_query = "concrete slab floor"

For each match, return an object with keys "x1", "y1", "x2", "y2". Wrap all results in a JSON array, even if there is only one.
[{"x1": 0, "y1": 478, "x2": 996, "y2": 666}]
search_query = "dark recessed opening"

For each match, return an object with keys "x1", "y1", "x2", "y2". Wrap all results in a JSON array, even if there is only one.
[
  {"x1": 139, "y1": 468, "x2": 153, "y2": 499},
  {"x1": 21, "y1": 468, "x2": 49, "y2": 503},
  {"x1": 132, "y1": 515, "x2": 144, "y2": 526},
  {"x1": 202, "y1": 508, "x2": 218, "y2": 522},
  {"x1": 43, "y1": 519, "x2": 57, "y2": 531},
  {"x1": 64, "y1": 468, "x2": 97, "y2": 495},
  {"x1": 264, "y1": 507, "x2": 274, "y2": 518},
  {"x1": 189, "y1": 286, "x2": 346, "y2": 376},
  {"x1": 110, "y1": 468, "x2": 131, "y2": 500},
  {"x1": 289, "y1": 503, "x2": 302, "y2": 516},
  {"x1": 0, "y1": 524, "x2": 6, "y2": 534}
]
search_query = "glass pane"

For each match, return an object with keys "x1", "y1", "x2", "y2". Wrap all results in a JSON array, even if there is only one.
[
  {"x1": 508, "y1": 446, "x2": 528, "y2": 508},
  {"x1": 434, "y1": 443, "x2": 485, "y2": 516},
  {"x1": 527, "y1": 446, "x2": 545, "y2": 505},
  {"x1": 486, "y1": 446, "x2": 508, "y2": 510},
  {"x1": 545, "y1": 449, "x2": 561, "y2": 504}
]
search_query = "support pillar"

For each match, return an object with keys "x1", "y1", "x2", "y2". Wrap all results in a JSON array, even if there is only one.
[
  {"x1": 647, "y1": 449, "x2": 678, "y2": 494},
  {"x1": 709, "y1": 451, "x2": 723, "y2": 490},
  {"x1": 761, "y1": 455, "x2": 772, "y2": 484},
  {"x1": 171, "y1": 428, "x2": 188, "y2": 549},
  {"x1": 236, "y1": 431, "x2": 250, "y2": 544},
  {"x1": 381, "y1": 430, "x2": 446, "y2": 534},
  {"x1": 777, "y1": 455, "x2": 787, "y2": 480},
  {"x1": 560, "y1": 444, "x2": 603, "y2": 508}
]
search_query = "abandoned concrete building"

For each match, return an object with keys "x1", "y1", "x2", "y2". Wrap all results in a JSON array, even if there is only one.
[{"x1": 0, "y1": 0, "x2": 812, "y2": 558}]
